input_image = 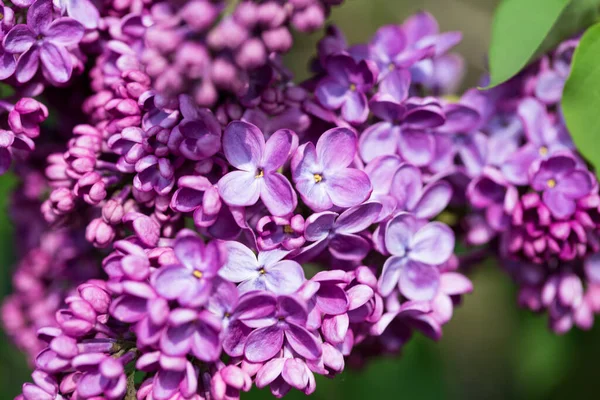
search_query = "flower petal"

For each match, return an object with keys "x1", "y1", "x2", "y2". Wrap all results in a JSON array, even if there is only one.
[
  {"x1": 398, "y1": 260, "x2": 440, "y2": 301},
  {"x1": 410, "y1": 222, "x2": 454, "y2": 265},
  {"x1": 40, "y1": 42, "x2": 72, "y2": 83},
  {"x1": 260, "y1": 173, "x2": 297, "y2": 216},
  {"x1": 218, "y1": 170, "x2": 261, "y2": 207},
  {"x1": 264, "y1": 260, "x2": 305, "y2": 294},
  {"x1": 15, "y1": 47, "x2": 40, "y2": 83},
  {"x1": 284, "y1": 323, "x2": 322, "y2": 360},
  {"x1": 219, "y1": 241, "x2": 259, "y2": 283},
  {"x1": 377, "y1": 256, "x2": 404, "y2": 297},
  {"x1": 263, "y1": 129, "x2": 295, "y2": 171},
  {"x1": 223, "y1": 121, "x2": 264, "y2": 171},
  {"x1": 43, "y1": 18, "x2": 85, "y2": 46},
  {"x1": 317, "y1": 127, "x2": 357, "y2": 170},
  {"x1": 3, "y1": 25, "x2": 35, "y2": 53},
  {"x1": 244, "y1": 325, "x2": 284, "y2": 363},
  {"x1": 325, "y1": 168, "x2": 372, "y2": 208}
]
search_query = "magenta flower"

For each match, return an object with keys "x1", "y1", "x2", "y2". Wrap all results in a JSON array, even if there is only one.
[
  {"x1": 71, "y1": 352, "x2": 133, "y2": 399},
  {"x1": 315, "y1": 53, "x2": 377, "y2": 124},
  {"x1": 152, "y1": 235, "x2": 225, "y2": 308},
  {"x1": 243, "y1": 294, "x2": 322, "y2": 363},
  {"x1": 218, "y1": 121, "x2": 298, "y2": 216},
  {"x1": 378, "y1": 213, "x2": 455, "y2": 300},
  {"x1": 219, "y1": 241, "x2": 305, "y2": 295},
  {"x1": 256, "y1": 354, "x2": 316, "y2": 397},
  {"x1": 531, "y1": 154, "x2": 594, "y2": 219},
  {"x1": 291, "y1": 127, "x2": 372, "y2": 211},
  {"x1": 3, "y1": 0, "x2": 84, "y2": 83},
  {"x1": 256, "y1": 214, "x2": 306, "y2": 251}
]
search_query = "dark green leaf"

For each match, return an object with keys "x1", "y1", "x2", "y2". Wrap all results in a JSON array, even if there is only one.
[{"x1": 562, "y1": 22, "x2": 600, "y2": 177}]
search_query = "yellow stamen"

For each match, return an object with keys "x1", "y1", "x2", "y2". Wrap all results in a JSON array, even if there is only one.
[
  {"x1": 255, "y1": 169, "x2": 264, "y2": 178},
  {"x1": 349, "y1": 83, "x2": 357, "y2": 91},
  {"x1": 193, "y1": 270, "x2": 203, "y2": 279},
  {"x1": 388, "y1": 63, "x2": 395, "y2": 71},
  {"x1": 259, "y1": 268, "x2": 266, "y2": 275},
  {"x1": 547, "y1": 179, "x2": 556, "y2": 189},
  {"x1": 539, "y1": 146, "x2": 548, "y2": 156},
  {"x1": 314, "y1": 173, "x2": 323, "y2": 183},
  {"x1": 283, "y1": 225, "x2": 294, "y2": 234}
]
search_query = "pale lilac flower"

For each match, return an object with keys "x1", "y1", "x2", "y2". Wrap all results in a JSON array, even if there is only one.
[
  {"x1": 219, "y1": 241, "x2": 305, "y2": 295},
  {"x1": 218, "y1": 121, "x2": 297, "y2": 216},
  {"x1": 378, "y1": 213, "x2": 455, "y2": 300},
  {"x1": 291, "y1": 127, "x2": 372, "y2": 211},
  {"x1": 3, "y1": 0, "x2": 85, "y2": 83}
]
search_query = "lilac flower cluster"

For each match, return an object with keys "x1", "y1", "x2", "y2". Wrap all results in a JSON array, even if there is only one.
[
  {"x1": 0, "y1": 2, "x2": 477, "y2": 397},
  {"x1": 3, "y1": 0, "x2": 598, "y2": 398},
  {"x1": 458, "y1": 40, "x2": 600, "y2": 333}
]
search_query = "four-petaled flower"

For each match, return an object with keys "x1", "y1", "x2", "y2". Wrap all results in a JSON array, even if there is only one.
[{"x1": 218, "y1": 121, "x2": 298, "y2": 216}]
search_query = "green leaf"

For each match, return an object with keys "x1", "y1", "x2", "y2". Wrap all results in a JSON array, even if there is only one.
[
  {"x1": 487, "y1": 0, "x2": 571, "y2": 87},
  {"x1": 562, "y1": 22, "x2": 600, "y2": 177}
]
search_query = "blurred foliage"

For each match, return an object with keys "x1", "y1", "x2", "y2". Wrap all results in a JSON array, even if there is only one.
[{"x1": 2, "y1": 0, "x2": 600, "y2": 399}]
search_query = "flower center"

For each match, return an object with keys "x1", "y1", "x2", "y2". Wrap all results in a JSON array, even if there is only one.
[
  {"x1": 36, "y1": 33, "x2": 44, "y2": 41},
  {"x1": 193, "y1": 270, "x2": 203, "y2": 279},
  {"x1": 283, "y1": 225, "x2": 294, "y2": 234},
  {"x1": 547, "y1": 179, "x2": 556, "y2": 189},
  {"x1": 224, "y1": 312, "x2": 231, "y2": 318},
  {"x1": 539, "y1": 146, "x2": 548, "y2": 156},
  {"x1": 314, "y1": 173, "x2": 323, "y2": 183},
  {"x1": 255, "y1": 169, "x2": 264, "y2": 178},
  {"x1": 259, "y1": 268, "x2": 266, "y2": 275},
  {"x1": 388, "y1": 63, "x2": 395, "y2": 71},
  {"x1": 349, "y1": 83, "x2": 357, "y2": 91}
]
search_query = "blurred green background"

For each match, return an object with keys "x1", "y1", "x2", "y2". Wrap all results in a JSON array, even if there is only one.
[{"x1": 2, "y1": 0, "x2": 600, "y2": 398}]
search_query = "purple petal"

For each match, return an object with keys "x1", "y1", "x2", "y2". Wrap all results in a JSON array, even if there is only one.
[
  {"x1": 328, "y1": 233, "x2": 372, "y2": 261},
  {"x1": 294, "y1": 176, "x2": 332, "y2": 211},
  {"x1": 325, "y1": 168, "x2": 372, "y2": 208},
  {"x1": 341, "y1": 91, "x2": 369, "y2": 124},
  {"x1": 321, "y1": 314, "x2": 349, "y2": 344},
  {"x1": 543, "y1": 190, "x2": 576, "y2": 219},
  {"x1": 154, "y1": 369, "x2": 184, "y2": 400},
  {"x1": 282, "y1": 359, "x2": 309, "y2": 390},
  {"x1": 191, "y1": 324, "x2": 221, "y2": 362},
  {"x1": 398, "y1": 129, "x2": 435, "y2": 166},
  {"x1": 219, "y1": 241, "x2": 259, "y2": 283},
  {"x1": 317, "y1": 127, "x2": 357, "y2": 171},
  {"x1": 223, "y1": 319, "x2": 252, "y2": 357},
  {"x1": 218, "y1": 170, "x2": 261, "y2": 207},
  {"x1": 389, "y1": 163, "x2": 422, "y2": 211},
  {"x1": 174, "y1": 236, "x2": 207, "y2": 272},
  {"x1": 359, "y1": 123, "x2": 399, "y2": 164},
  {"x1": 263, "y1": 129, "x2": 294, "y2": 171},
  {"x1": 502, "y1": 143, "x2": 539, "y2": 185},
  {"x1": 40, "y1": 42, "x2": 72, "y2": 83},
  {"x1": 413, "y1": 180, "x2": 452, "y2": 219},
  {"x1": 264, "y1": 260, "x2": 305, "y2": 294},
  {"x1": 584, "y1": 253, "x2": 600, "y2": 284},
  {"x1": 256, "y1": 358, "x2": 285, "y2": 388},
  {"x1": 535, "y1": 70, "x2": 564, "y2": 104},
  {"x1": 517, "y1": 97, "x2": 551, "y2": 145},
  {"x1": 77, "y1": 372, "x2": 103, "y2": 398},
  {"x1": 43, "y1": 18, "x2": 85, "y2": 46},
  {"x1": 384, "y1": 213, "x2": 418, "y2": 257},
  {"x1": 66, "y1": 0, "x2": 100, "y2": 29},
  {"x1": 28, "y1": 0, "x2": 53, "y2": 32},
  {"x1": 0, "y1": 51, "x2": 16, "y2": 80},
  {"x1": 316, "y1": 285, "x2": 349, "y2": 315},
  {"x1": 284, "y1": 323, "x2": 322, "y2": 360},
  {"x1": 161, "y1": 323, "x2": 194, "y2": 356},
  {"x1": 410, "y1": 222, "x2": 454, "y2": 265},
  {"x1": 304, "y1": 211, "x2": 337, "y2": 241},
  {"x1": 558, "y1": 170, "x2": 592, "y2": 199},
  {"x1": 223, "y1": 121, "x2": 264, "y2": 171},
  {"x1": 3, "y1": 25, "x2": 35, "y2": 53},
  {"x1": 403, "y1": 11, "x2": 439, "y2": 43},
  {"x1": 15, "y1": 47, "x2": 40, "y2": 83},
  {"x1": 261, "y1": 173, "x2": 297, "y2": 216},
  {"x1": 315, "y1": 76, "x2": 348, "y2": 110},
  {"x1": 335, "y1": 202, "x2": 382, "y2": 234},
  {"x1": 378, "y1": 69, "x2": 411, "y2": 102},
  {"x1": 153, "y1": 265, "x2": 194, "y2": 300},
  {"x1": 377, "y1": 256, "x2": 404, "y2": 296},
  {"x1": 244, "y1": 325, "x2": 284, "y2": 362},
  {"x1": 398, "y1": 260, "x2": 440, "y2": 301}
]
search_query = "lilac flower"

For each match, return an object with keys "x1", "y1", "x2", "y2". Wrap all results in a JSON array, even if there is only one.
[
  {"x1": 8, "y1": 97, "x2": 48, "y2": 138},
  {"x1": 378, "y1": 213, "x2": 455, "y2": 300},
  {"x1": 3, "y1": 0, "x2": 85, "y2": 84},
  {"x1": 315, "y1": 53, "x2": 377, "y2": 124},
  {"x1": 530, "y1": 154, "x2": 594, "y2": 219},
  {"x1": 218, "y1": 121, "x2": 298, "y2": 216},
  {"x1": 152, "y1": 235, "x2": 225, "y2": 307},
  {"x1": 292, "y1": 127, "x2": 372, "y2": 211},
  {"x1": 503, "y1": 98, "x2": 572, "y2": 185},
  {"x1": 211, "y1": 365, "x2": 252, "y2": 400},
  {"x1": 256, "y1": 214, "x2": 306, "y2": 251},
  {"x1": 219, "y1": 241, "x2": 305, "y2": 295},
  {"x1": 56, "y1": 0, "x2": 100, "y2": 29},
  {"x1": 243, "y1": 294, "x2": 322, "y2": 363},
  {"x1": 297, "y1": 202, "x2": 381, "y2": 262},
  {"x1": 358, "y1": 97, "x2": 445, "y2": 164},
  {"x1": 72, "y1": 352, "x2": 134, "y2": 399},
  {"x1": 160, "y1": 308, "x2": 222, "y2": 362},
  {"x1": 255, "y1": 352, "x2": 317, "y2": 397}
]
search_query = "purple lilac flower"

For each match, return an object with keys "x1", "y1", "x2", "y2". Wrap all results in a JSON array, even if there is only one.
[
  {"x1": 153, "y1": 235, "x2": 225, "y2": 307},
  {"x1": 378, "y1": 213, "x2": 455, "y2": 300},
  {"x1": 218, "y1": 121, "x2": 298, "y2": 216},
  {"x1": 3, "y1": 0, "x2": 85, "y2": 84},
  {"x1": 315, "y1": 53, "x2": 377, "y2": 124},
  {"x1": 219, "y1": 241, "x2": 305, "y2": 295},
  {"x1": 292, "y1": 127, "x2": 372, "y2": 211},
  {"x1": 256, "y1": 214, "x2": 306, "y2": 251},
  {"x1": 530, "y1": 154, "x2": 594, "y2": 219}
]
